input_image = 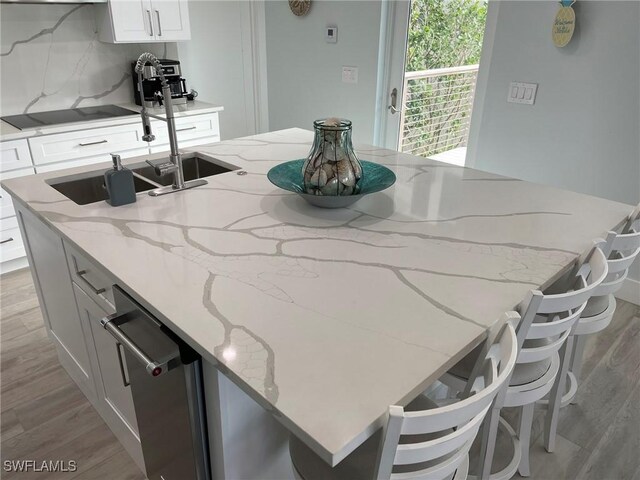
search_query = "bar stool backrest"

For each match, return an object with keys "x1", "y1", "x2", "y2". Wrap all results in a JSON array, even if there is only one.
[
  {"x1": 373, "y1": 319, "x2": 518, "y2": 480},
  {"x1": 515, "y1": 246, "x2": 608, "y2": 361}
]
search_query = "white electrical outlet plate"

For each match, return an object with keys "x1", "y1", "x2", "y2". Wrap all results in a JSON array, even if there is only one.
[
  {"x1": 342, "y1": 66, "x2": 358, "y2": 84},
  {"x1": 326, "y1": 26, "x2": 338, "y2": 43},
  {"x1": 507, "y1": 82, "x2": 538, "y2": 105}
]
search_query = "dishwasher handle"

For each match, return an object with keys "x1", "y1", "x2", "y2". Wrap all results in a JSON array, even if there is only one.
[{"x1": 101, "y1": 313, "x2": 168, "y2": 377}]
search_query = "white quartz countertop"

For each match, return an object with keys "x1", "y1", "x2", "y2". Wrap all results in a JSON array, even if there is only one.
[
  {"x1": 0, "y1": 100, "x2": 223, "y2": 141},
  {"x1": 2, "y1": 128, "x2": 633, "y2": 466},
  {"x1": 118, "y1": 100, "x2": 224, "y2": 118}
]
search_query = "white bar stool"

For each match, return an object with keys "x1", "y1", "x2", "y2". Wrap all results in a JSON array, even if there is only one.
[
  {"x1": 440, "y1": 245, "x2": 608, "y2": 480},
  {"x1": 289, "y1": 316, "x2": 519, "y2": 480}
]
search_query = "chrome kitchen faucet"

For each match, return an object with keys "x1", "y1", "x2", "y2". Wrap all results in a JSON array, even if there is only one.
[{"x1": 135, "y1": 52, "x2": 207, "y2": 196}]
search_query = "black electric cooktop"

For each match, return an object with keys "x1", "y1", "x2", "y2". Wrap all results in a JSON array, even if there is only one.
[{"x1": 1, "y1": 105, "x2": 138, "y2": 130}]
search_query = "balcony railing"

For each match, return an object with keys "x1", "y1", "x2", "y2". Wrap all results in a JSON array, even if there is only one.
[{"x1": 398, "y1": 64, "x2": 479, "y2": 158}]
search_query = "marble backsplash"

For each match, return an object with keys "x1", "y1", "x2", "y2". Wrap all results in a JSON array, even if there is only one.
[{"x1": 0, "y1": 3, "x2": 178, "y2": 115}]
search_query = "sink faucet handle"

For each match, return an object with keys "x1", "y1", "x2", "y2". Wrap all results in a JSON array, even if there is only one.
[{"x1": 145, "y1": 159, "x2": 177, "y2": 177}]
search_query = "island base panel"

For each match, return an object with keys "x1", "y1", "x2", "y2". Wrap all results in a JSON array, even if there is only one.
[{"x1": 203, "y1": 362, "x2": 295, "y2": 480}]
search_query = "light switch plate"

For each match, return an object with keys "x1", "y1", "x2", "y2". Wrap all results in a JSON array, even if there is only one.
[
  {"x1": 342, "y1": 66, "x2": 358, "y2": 84},
  {"x1": 507, "y1": 82, "x2": 538, "y2": 105},
  {"x1": 326, "y1": 26, "x2": 338, "y2": 43}
]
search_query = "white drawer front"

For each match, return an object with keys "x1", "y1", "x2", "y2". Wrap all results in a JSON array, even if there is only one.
[
  {"x1": 1, "y1": 139, "x2": 33, "y2": 172},
  {"x1": 149, "y1": 137, "x2": 221, "y2": 154},
  {"x1": 0, "y1": 167, "x2": 35, "y2": 218},
  {"x1": 1, "y1": 216, "x2": 25, "y2": 263},
  {"x1": 64, "y1": 240, "x2": 116, "y2": 314},
  {"x1": 35, "y1": 148, "x2": 150, "y2": 174},
  {"x1": 151, "y1": 113, "x2": 220, "y2": 146},
  {"x1": 29, "y1": 124, "x2": 146, "y2": 166}
]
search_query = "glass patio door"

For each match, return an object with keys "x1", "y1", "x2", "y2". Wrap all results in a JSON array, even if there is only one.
[
  {"x1": 376, "y1": 0, "x2": 411, "y2": 150},
  {"x1": 378, "y1": 0, "x2": 488, "y2": 165}
]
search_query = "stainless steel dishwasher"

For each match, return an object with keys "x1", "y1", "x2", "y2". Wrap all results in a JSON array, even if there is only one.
[{"x1": 101, "y1": 285, "x2": 210, "y2": 480}]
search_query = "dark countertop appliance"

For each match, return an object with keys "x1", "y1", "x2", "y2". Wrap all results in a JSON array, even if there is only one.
[
  {"x1": 132, "y1": 59, "x2": 189, "y2": 108},
  {"x1": 1, "y1": 105, "x2": 137, "y2": 131}
]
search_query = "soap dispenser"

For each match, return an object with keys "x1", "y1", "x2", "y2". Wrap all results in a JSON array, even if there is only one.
[{"x1": 104, "y1": 154, "x2": 136, "y2": 206}]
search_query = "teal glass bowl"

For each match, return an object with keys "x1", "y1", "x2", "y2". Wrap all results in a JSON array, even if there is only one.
[{"x1": 268, "y1": 159, "x2": 396, "y2": 208}]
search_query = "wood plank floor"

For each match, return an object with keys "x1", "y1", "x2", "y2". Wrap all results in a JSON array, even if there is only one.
[
  {"x1": 1, "y1": 267, "x2": 639, "y2": 480},
  {"x1": 1, "y1": 268, "x2": 145, "y2": 480}
]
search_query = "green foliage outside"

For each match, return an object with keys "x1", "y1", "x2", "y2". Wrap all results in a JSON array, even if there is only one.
[{"x1": 402, "y1": 0, "x2": 487, "y2": 157}]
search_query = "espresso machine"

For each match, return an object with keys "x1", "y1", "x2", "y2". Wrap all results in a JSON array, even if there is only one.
[{"x1": 132, "y1": 59, "x2": 190, "y2": 107}]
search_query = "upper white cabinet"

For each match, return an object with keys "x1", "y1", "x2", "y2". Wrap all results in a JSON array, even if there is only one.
[
  {"x1": 97, "y1": 0, "x2": 191, "y2": 43},
  {"x1": 151, "y1": 0, "x2": 191, "y2": 41}
]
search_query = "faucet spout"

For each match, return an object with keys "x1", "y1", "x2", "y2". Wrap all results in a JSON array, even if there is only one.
[{"x1": 135, "y1": 52, "x2": 204, "y2": 196}]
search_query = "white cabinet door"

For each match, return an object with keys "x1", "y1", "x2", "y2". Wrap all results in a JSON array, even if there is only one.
[
  {"x1": 150, "y1": 0, "x2": 191, "y2": 41},
  {"x1": 73, "y1": 283, "x2": 145, "y2": 472},
  {"x1": 99, "y1": 0, "x2": 189, "y2": 43},
  {"x1": 1, "y1": 216, "x2": 25, "y2": 265},
  {"x1": 108, "y1": 0, "x2": 155, "y2": 42},
  {"x1": 0, "y1": 167, "x2": 35, "y2": 218},
  {"x1": 1, "y1": 139, "x2": 33, "y2": 172},
  {"x1": 15, "y1": 204, "x2": 97, "y2": 404}
]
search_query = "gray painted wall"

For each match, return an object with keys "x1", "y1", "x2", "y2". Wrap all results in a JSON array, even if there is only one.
[
  {"x1": 264, "y1": 0, "x2": 382, "y2": 144},
  {"x1": 469, "y1": 0, "x2": 640, "y2": 287},
  {"x1": 177, "y1": 1, "x2": 253, "y2": 141},
  {"x1": 469, "y1": 0, "x2": 639, "y2": 207}
]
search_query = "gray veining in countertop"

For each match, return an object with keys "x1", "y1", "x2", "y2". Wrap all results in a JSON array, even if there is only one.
[{"x1": 2, "y1": 128, "x2": 633, "y2": 465}]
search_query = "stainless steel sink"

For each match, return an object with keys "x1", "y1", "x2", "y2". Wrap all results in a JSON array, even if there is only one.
[
  {"x1": 131, "y1": 153, "x2": 239, "y2": 187},
  {"x1": 48, "y1": 154, "x2": 238, "y2": 205},
  {"x1": 48, "y1": 172, "x2": 156, "y2": 205}
]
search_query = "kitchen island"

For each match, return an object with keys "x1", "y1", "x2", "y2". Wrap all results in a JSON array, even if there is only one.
[{"x1": 2, "y1": 128, "x2": 633, "y2": 479}]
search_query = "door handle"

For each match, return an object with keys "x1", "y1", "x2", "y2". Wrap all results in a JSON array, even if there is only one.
[
  {"x1": 116, "y1": 342, "x2": 131, "y2": 387},
  {"x1": 155, "y1": 10, "x2": 162, "y2": 37},
  {"x1": 147, "y1": 10, "x2": 154, "y2": 36},
  {"x1": 388, "y1": 87, "x2": 400, "y2": 114},
  {"x1": 0, "y1": 237, "x2": 14, "y2": 245},
  {"x1": 101, "y1": 313, "x2": 169, "y2": 377},
  {"x1": 176, "y1": 126, "x2": 197, "y2": 132}
]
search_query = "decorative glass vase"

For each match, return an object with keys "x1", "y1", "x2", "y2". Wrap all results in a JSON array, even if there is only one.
[{"x1": 302, "y1": 118, "x2": 363, "y2": 196}]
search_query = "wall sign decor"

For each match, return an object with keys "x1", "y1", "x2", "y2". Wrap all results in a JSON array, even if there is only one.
[
  {"x1": 553, "y1": 0, "x2": 576, "y2": 47},
  {"x1": 289, "y1": 0, "x2": 311, "y2": 17}
]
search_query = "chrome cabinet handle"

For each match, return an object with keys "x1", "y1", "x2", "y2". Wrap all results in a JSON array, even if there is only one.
[
  {"x1": 155, "y1": 10, "x2": 162, "y2": 36},
  {"x1": 75, "y1": 269, "x2": 107, "y2": 295},
  {"x1": 72, "y1": 256, "x2": 107, "y2": 295},
  {"x1": 147, "y1": 9, "x2": 154, "y2": 36},
  {"x1": 0, "y1": 237, "x2": 14, "y2": 245},
  {"x1": 116, "y1": 342, "x2": 131, "y2": 387},
  {"x1": 176, "y1": 126, "x2": 196, "y2": 132},
  {"x1": 78, "y1": 139, "x2": 107, "y2": 147},
  {"x1": 101, "y1": 313, "x2": 168, "y2": 377}
]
